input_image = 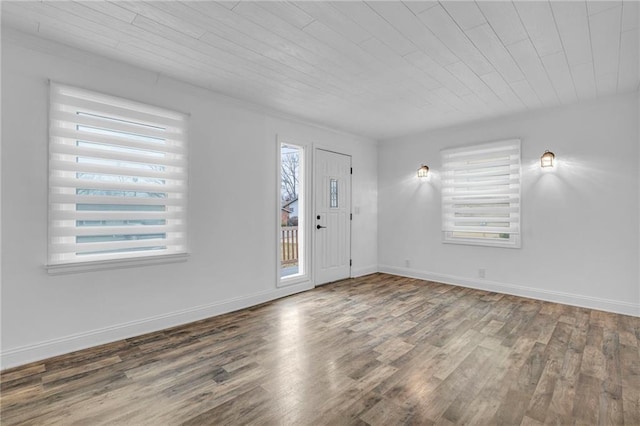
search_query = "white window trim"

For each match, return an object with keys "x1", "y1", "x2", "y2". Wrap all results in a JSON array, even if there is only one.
[
  {"x1": 46, "y1": 253, "x2": 189, "y2": 275},
  {"x1": 47, "y1": 82, "x2": 189, "y2": 271},
  {"x1": 441, "y1": 139, "x2": 521, "y2": 249},
  {"x1": 276, "y1": 136, "x2": 312, "y2": 288}
]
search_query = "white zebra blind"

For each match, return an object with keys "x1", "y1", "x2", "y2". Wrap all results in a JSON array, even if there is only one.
[
  {"x1": 441, "y1": 139, "x2": 521, "y2": 248},
  {"x1": 48, "y1": 82, "x2": 188, "y2": 265}
]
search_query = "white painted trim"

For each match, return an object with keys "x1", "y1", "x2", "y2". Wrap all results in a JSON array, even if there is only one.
[
  {"x1": 276, "y1": 136, "x2": 313, "y2": 288},
  {"x1": 379, "y1": 265, "x2": 640, "y2": 317},
  {"x1": 275, "y1": 138, "x2": 284, "y2": 286},
  {"x1": 0, "y1": 281, "x2": 313, "y2": 370},
  {"x1": 279, "y1": 275, "x2": 311, "y2": 288},
  {"x1": 46, "y1": 253, "x2": 189, "y2": 275},
  {"x1": 351, "y1": 265, "x2": 378, "y2": 278},
  {"x1": 637, "y1": 89, "x2": 640, "y2": 312}
]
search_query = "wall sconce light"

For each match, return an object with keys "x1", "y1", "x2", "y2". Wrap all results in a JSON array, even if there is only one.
[
  {"x1": 417, "y1": 164, "x2": 430, "y2": 178},
  {"x1": 540, "y1": 150, "x2": 555, "y2": 168}
]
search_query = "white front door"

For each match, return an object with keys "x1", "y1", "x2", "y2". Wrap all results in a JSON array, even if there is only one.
[{"x1": 314, "y1": 149, "x2": 351, "y2": 285}]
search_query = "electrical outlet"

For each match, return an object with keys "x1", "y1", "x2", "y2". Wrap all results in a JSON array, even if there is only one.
[
  {"x1": 405, "y1": 259, "x2": 411, "y2": 268},
  {"x1": 478, "y1": 268, "x2": 486, "y2": 279}
]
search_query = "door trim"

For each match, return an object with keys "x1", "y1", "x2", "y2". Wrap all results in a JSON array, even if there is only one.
[{"x1": 276, "y1": 136, "x2": 312, "y2": 288}]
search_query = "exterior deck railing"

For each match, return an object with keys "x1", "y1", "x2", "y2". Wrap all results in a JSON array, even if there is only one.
[{"x1": 281, "y1": 226, "x2": 298, "y2": 266}]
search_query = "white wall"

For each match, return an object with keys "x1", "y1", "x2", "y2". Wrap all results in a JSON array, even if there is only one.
[
  {"x1": 0, "y1": 29, "x2": 378, "y2": 369},
  {"x1": 379, "y1": 93, "x2": 640, "y2": 316}
]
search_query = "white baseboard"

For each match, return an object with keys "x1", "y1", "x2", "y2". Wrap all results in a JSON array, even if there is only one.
[
  {"x1": 351, "y1": 265, "x2": 378, "y2": 278},
  {"x1": 0, "y1": 282, "x2": 313, "y2": 371},
  {"x1": 378, "y1": 265, "x2": 640, "y2": 317}
]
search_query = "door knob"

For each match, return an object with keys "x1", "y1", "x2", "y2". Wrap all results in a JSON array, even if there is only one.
[{"x1": 316, "y1": 225, "x2": 326, "y2": 229}]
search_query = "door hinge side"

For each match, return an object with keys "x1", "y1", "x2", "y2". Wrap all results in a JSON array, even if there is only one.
[
  {"x1": 350, "y1": 167, "x2": 353, "y2": 175},
  {"x1": 350, "y1": 213, "x2": 353, "y2": 220},
  {"x1": 350, "y1": 259, "x2": 352, "y2": 266}
]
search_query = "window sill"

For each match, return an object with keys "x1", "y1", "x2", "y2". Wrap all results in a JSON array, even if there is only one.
[
  {"x1": 46, "y1": 253, "x2": 189, "y2": 275},
  {"x1": 278, "y1": 273, "x2": 309, "y2": 288},
  {"x1": 443, "y1": 238, "x2": 521, "y2": 249}
]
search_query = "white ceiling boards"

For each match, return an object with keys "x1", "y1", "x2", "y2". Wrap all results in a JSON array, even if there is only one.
[{"x1": 2, "y1": 1, "x2": 639, "y2": 139}]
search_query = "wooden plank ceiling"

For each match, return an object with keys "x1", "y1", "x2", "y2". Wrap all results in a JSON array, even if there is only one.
[{"x1": 2, "y1": 1, "x2": 639, "y2": 139}]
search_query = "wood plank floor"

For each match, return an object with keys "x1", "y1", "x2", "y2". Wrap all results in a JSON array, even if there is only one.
[{"x1": 1, "y1": 273, "x2": 639, "y2": 425}]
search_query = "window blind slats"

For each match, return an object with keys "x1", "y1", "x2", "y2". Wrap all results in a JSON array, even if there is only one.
[
  {"x1": 442, "y1": 226, "x2": 520, "y2": 233},
  {"x1": 449, "y1": 169, "x2": 515, "y2": 179},
  {"x1": 444, "y1": 195, "x2": 519, "y2": 202},
  {"x1": 50, "y1": 194, "x2": 184, "y2": 206},
  {"x1": 446, "y1": 216, "x2": 519, "y2": 223},
  {"x1": 441, "y1": 140, "x2": 519, "y2": 156},
  {"x1": 443, "y1": 158, "x2": 519, "y2": 171},
  {"x1": 53, "y1": 93, "x2": 185, "y2": 130},
  {"x1": 50, "y1": 142, "x2": 186, "y2": 168},
  {"x1": 53, "y1": 84, "x2": 185, "y2": 123},
  {"x1": 444, "y1": 187, "x2": 520, "y2": 197},
  {"x1": 50, "y1": 224, "x2": 184, "y2": 237},
  {"x1": 48, "y1": 82, "x2": 188, "y2": 266},
  {"x1": 53, "y1": 127, "x2": 185, "y2": 154},
  {"x1": 51, "y1": 237, "x2": 186, "y2": 254},
  {"x1": 50, "y1": 109, "x2": 183, "y2": 141},
  {"x1": 50, "y1": 210, "x2": 182, "y2": 221},
  {"x1": 441, "y1": 139, "x2": 521, "y2": 248},
  {"x1": 49, "y1": 159, "x2": 186, "y2": 181},
  {"x1": 443, "y1": 206, "x2": 519, "y2": 214},
  {"x1": 50, "y1": 176, "x2": 184, "y2": 194},
  {"x1": 443, "y1": 151, "x2": 518, "y2": 160},
  {"x1": 448, "y1": 177, "x2": 519, "y2": 188}
]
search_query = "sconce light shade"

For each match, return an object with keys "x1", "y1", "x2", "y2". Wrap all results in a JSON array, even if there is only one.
[
  {"x1": 540, "y1": 150, "x2": 555, "y2": 168},
  {"x1": 417, "y1": 164, "x2": 430, "y2": 178}
]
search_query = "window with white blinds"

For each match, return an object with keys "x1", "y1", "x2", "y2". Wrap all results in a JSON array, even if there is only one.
[
  {"x1": 441, "y1": 139, "x2": 521, "y2": 248},
  {"x1": 48, "y1": 82, "x2": 188, "y2": 266}
]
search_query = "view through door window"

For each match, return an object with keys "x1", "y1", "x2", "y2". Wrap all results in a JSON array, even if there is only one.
[{"x1": 280, "y1": 144, "x2": 303, "y2": 278}]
